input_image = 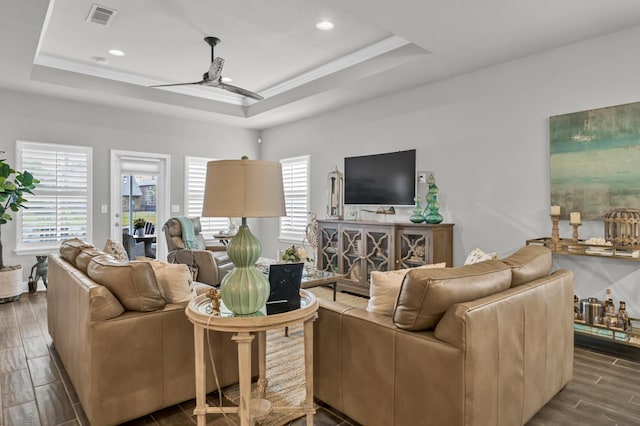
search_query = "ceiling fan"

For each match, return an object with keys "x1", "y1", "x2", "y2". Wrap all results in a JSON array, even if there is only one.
[{"x1": 150, "y1": 36, "x2": 264, "y2": 101}]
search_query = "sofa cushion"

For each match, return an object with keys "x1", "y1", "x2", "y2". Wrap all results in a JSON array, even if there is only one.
[
  {"x1": 89, "y1": 285, "x2": 126, "y2": 321},
  {"x1": 87, "y1": 254, "x2": 165, "y2": 312},
  {"x1": 60, "y1": 238, "x2": 94, "y2": 265},
  {"x1": 502, "y1": 245, "x2": 552, "y2": 287},
  {"x1": 366, "y1": 263, "x2": 447, "y2": 316},
  {"x1": 75, "y1": 247, "x2": 107, "y2": 274},
  {"x1": 393, "y1": 260, "x2": 512, "y2": 331},
  {"x1": 103, "y1": 238, "x2": 129, "y2": 262}
]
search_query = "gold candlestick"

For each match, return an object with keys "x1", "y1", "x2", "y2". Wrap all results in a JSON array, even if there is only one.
[
  {"x1": 571, "y1": 223, "x2": 582, "y2": 243},
  {"x1": 551, "y1": 214, "x2": 560, "y2": 251}
]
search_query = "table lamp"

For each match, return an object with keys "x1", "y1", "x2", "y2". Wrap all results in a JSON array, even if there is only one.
[{"x1": 202, "y1": 157, "x2": 285, "y2": 315}]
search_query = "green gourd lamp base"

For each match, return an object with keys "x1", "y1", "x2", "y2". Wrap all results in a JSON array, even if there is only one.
[{"x1": 219, "y1": 218, "x2": 270, "y2": 315}]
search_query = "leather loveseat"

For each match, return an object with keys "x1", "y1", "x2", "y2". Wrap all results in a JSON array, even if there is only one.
[
  {"x1": 47, "y1": 238, "x2": 257, "y2": 426},
  {"x1": 314, "y1": 246, "x2": 574, "y2": 426}
]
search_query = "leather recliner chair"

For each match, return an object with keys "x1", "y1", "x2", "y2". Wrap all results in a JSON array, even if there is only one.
[{"x1": 162, "y1": 217, "x2": 233, "y2": 286}]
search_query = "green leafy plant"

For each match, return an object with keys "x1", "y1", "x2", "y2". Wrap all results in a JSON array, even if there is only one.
[
  {"x1": 133, "y1": 217, "x2": 146, "y2": 230},
  {"x1": 0, "y1": 158, "x2": 39, "y2": 270},
  {"x1": 280, "y1": 245, "x2": 312, "y2": 263}
]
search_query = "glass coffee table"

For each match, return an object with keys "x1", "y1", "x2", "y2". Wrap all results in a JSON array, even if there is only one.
[{"x1": 186, "y1": 290, "x2": 318, "y2": 426}]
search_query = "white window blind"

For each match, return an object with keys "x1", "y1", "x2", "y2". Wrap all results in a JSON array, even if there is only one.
[
  {"x1": 279, "y1": 155, "x2": 309, "y2": 242},
  {"x1": 185, "y1": 156, "x2": 229, "y2": 236},
  {"x1": 16, "y1": 141, "x2": 92, "y2": 253}
]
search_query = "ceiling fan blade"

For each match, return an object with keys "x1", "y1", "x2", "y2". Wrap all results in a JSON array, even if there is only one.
[
  {"x1": 219, "y1": 82, "x2": 264, "y2": 101},
  {"x1": 150, "y1": 81, "x2": 204, "y2": 88},
  {"x1": 207, "y1": 57, "x2": 225, "y2": 82}
]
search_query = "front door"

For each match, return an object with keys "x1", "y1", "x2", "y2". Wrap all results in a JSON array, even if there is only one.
[{"x1": 110, "y1": 150, "x2": 170, "y2": 260}]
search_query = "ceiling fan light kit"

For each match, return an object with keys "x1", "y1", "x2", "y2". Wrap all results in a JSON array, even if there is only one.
[{"x1": 150, "y1": 36, "x2": 264, "y2": 101}]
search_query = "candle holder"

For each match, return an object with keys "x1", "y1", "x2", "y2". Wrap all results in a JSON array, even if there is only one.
[
  {"x1": 550, "y1": 214, "x2": 560, "y2": 251},
  {"x1": 571, "y1": 223, "x2": 582, "y2": 243}
]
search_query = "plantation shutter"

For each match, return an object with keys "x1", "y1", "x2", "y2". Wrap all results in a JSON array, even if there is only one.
[
  {"x1": 185, "y1": 156, "x2": 229, "y2": 235},
  {"x1": 279, "y1": 155, "x2": 309, "y2": 242},
  {"x1": 16, "y1": 141, "x2": 92, "y2": 253}
]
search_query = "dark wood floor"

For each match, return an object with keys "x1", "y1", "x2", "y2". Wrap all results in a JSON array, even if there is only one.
[{"x1": 3, "y1": 292, "x2": 640, "y2": 425}]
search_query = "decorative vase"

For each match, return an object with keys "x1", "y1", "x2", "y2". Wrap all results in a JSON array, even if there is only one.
[
  {"x1": 409, "y1": 196, "x2": 425, "y2": 223},
  {"x1": 136, "y1": 228, "x2": 145, "y2": 237},
  {"x1": 220, "y1": 221, "x2": 270, "y2": 315},
  {"x1": 423, "y1": 174, "x2": 443, "y2": 224}
]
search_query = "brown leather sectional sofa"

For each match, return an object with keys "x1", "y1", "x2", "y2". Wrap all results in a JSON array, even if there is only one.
[
  {"x1": 47, "y1": 240, "x2": 257, "y2": 426},
  {"x1": 314, "y1": 246, "x2": 574, "y2": 426}
]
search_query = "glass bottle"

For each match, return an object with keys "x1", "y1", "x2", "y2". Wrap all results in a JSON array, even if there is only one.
[
  {"x1": 604, "y1": 299, "x2": 618, "y2": 328},
  {"x1": 423, "y1": 174, "x2": 443, "y2": 224},
  {"x1": 618, "y1": 301, "x2": 630, "y2": 331},
  {"x1": 409, "y1": 196, "x2": 425, "y2": 223}
]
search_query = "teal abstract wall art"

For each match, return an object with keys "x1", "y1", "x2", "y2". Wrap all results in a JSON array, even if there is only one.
[{"x1": 550, "y1": 101, "x2": 640, "y2": 220}]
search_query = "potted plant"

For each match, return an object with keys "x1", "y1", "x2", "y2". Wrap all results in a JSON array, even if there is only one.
[
  {"x1": 133, "y1": 217, "x2": 146, "y2": 237},
  {"x1": 0, "y1": 158, "x2": 39, "y2": 303}
]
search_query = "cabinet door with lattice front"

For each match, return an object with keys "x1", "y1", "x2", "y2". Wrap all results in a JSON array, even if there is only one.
[
  {"x1": 318, "y1": 224, "x2": 339, "y2": 273},
  {"x1": 340, "y1": 227, "x2": 364, "y2": 284},
  {"x1": 364, "y1": 227, "x2": 393, "y2": 281},
  {"x1": 397, "y1": 228, "x2": 433, "y2": 269}
]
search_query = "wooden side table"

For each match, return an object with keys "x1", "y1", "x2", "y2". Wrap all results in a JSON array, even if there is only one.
[{"x1": 185, "y1": 290, "x2": 318, "y2": 426}]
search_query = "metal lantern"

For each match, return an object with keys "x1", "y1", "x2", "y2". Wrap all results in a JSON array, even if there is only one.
[
  {"x1": 327, "y1": 167, "x2": 343, "y2": 219},
  {"x1": 604, "y1": 208, "x2": 640, "y2": 246}
]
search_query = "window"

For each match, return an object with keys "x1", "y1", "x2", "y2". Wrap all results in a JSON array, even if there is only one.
[
  {"x1": 16, "y1": 141, "x2": 92, "y2": 253},
  {"x1": 185, "y1": 156, "x2": 229, "y2": 236},
  {"x1": 279, "y1": 155, "x2": 310, "y2": 242}
]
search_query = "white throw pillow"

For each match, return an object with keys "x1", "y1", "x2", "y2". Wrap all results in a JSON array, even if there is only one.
[
  {"x1": 366, "y1": 263, "x2": 447, "y2": 316},
  {"x1": 464, "y1": 248, "x2": 498, "y2": 265},
  {"x1": 103, "y1": 239, "x2": 129, "y2": 262},
  {"x1": 145, "y1": 260, "x2": 193, "y2": 303}
]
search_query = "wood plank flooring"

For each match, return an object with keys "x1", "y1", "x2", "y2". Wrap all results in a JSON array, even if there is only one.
[{"x1": 2, "y1": 292, "x2": 640, "y2": 425}]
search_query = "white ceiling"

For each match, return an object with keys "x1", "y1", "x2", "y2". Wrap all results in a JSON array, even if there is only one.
[{"x1": 2, "y1": 0, "x2": 640, "y2": 129}]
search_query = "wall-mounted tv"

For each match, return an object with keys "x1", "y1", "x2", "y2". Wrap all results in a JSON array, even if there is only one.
[{"x1": 344, "y1": 149, "x2": 416, "y2": 206}]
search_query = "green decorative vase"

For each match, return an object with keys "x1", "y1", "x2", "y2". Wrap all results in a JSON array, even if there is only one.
[
  {"x1": 423, "y1": 174, "x2": 443, "y2": 224},
  {"x1": 409, "y1": 196, "x2": 425, "y2": 223},
  {"x1": 219, "y1": 219, "x2": 270, "y2": 315}
]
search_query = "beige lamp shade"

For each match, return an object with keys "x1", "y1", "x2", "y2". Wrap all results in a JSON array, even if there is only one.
[{"x1": 202, "y1": 159, "x2": 286, "y2": 218}]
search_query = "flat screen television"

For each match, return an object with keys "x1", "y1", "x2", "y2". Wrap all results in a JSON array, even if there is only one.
[{"x1": 344, "y1": 149, "x2": 416, "y2": 205}]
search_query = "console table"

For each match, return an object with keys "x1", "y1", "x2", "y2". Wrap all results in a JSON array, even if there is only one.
[
  {"x1": 185, "y1": 290, "x2": 318, "y2": 426},
  {"x1": 527, "y1": 237, "x2": 640, "y2": 349},
  {"x1": 317, "y1": 220, "x2": 454, "y2": 296}
]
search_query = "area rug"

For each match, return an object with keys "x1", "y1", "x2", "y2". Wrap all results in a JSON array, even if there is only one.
[{"x1": 222, "y1": 287, "x2": 368, "y2": 425}]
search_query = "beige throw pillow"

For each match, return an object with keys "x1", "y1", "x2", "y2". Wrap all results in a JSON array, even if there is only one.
[
  {"x1": 367, "y1": 263, "x2": 447, "y2": 316},
  {"x1": 146, "y1": 261, "x2": 194, "y2": 304},
  {"x1": 103, "y1": 238, "x2": 129, "y2": 262},
  {"x1": 464, "y1": 248, "x2": 498, "y2": 265}
]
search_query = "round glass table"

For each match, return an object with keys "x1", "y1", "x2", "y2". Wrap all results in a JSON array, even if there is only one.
[{"x1": 185, "y1": 289, "x2": 318, "y2": 426}]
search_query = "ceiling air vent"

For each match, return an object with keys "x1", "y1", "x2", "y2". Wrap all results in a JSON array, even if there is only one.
[{"x1": 86, "y1": 4, "x2": 117, "y2": 26}]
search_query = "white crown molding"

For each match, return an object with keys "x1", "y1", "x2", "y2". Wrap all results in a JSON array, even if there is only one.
[
  {"x1": 33, "y1": 34, "x2": 410, "y2": 107},
  {"x1": 259, "y1": 35, "x2": 411, "y2": 98}
]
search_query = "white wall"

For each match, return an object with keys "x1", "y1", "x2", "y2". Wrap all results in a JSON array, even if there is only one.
[
  {"x1": 0, "y1": 88, "x2": 259, "y2": 280},
  {"x1": 259, "y1": 26, "x2": 640, "y2": 316}
]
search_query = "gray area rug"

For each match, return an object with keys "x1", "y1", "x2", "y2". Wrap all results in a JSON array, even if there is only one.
[{"x1": 222, "y1": 287, "x2": 368, "y2": 425}]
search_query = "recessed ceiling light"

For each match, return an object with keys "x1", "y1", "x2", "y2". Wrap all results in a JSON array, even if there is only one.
[
  {"x1": 221, "y1": 77, "x2": 233, "y2": 83},
  {"x1": 316, "y1": 21, "x2": 334, "y2": 31},
  {"x1": 108, "y1": 49, "x2": 125, "y2": 57}
]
